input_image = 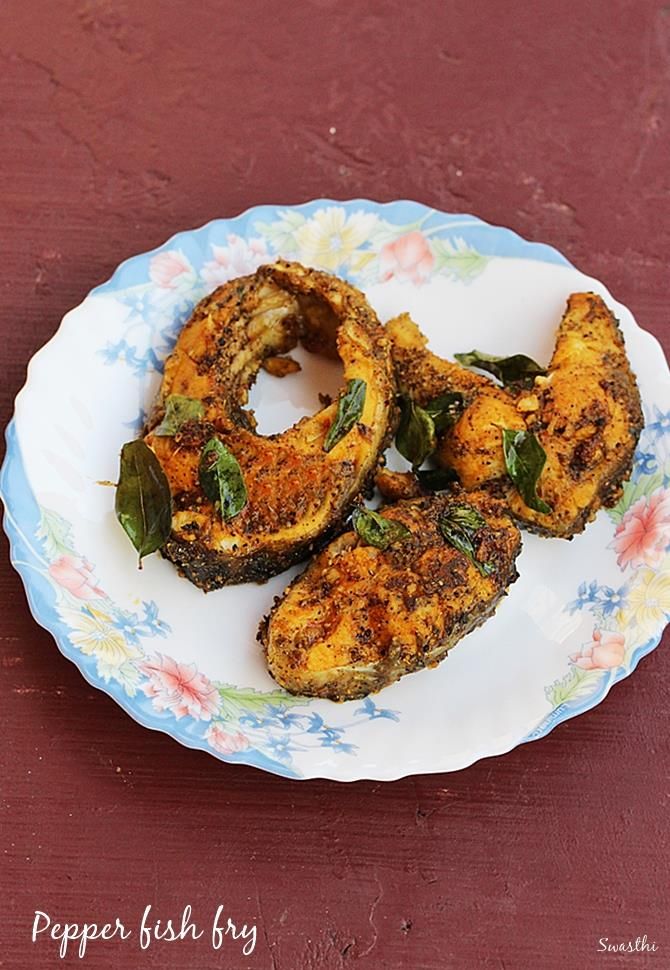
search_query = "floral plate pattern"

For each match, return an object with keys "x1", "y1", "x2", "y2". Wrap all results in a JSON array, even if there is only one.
[{"x1": 2, "y1": 199, "x2": 669, "y2": 781}]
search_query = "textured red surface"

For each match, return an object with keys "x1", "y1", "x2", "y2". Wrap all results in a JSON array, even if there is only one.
[{"x1": 2, "y1": 2, "x2": 669, "y2": 967}]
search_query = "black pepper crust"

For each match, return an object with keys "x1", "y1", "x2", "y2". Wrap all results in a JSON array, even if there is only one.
[
  {"x1": 143, "y1": 260, "x2": 397, "y2": 589},
  {"x1": 160, "y1": 434, "x2": 396, "y2": 590},
  {"x1": 507, "y1": 292, "x2": 644, "y2": 536},
  {"x1": 387, "y1": 293, "x2": 644, "y2": 539},
  {"x1": 259, "y1": 488, "x2": 522, "y2": 700}
]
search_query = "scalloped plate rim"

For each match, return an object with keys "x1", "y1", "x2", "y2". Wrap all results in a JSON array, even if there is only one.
[{"x1": 2, "y1": 197, "x2": 669, "y2": 782}]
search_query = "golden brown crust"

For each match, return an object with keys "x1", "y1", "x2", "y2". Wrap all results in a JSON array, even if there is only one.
[
  {"x1": 261, "y1": 354, "x2": 301, "y2": 377},
  {"x1": 387, "y1": 294, "x2": 644, "y2": 538},
  {"x1": 259, "y1": 489, "x2": 521, "y2": 700},
  {"x1": 387, "y1": 312, "x2": 490, "y2": 402},
  {"x1": 145, "y1": 261, "x2": 396, "y2": 589},
  {"x1": 375, "y1": 468, "x2": 424, "y2": 502},
  {"x1": 387, "y1": 312, "x2": 523, "y2": 487},
  {"x1": 506, "y1": 292, "x2": 644, "y2": 535}
]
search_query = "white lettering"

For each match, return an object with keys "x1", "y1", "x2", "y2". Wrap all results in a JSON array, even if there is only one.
[
  {"x1": 108, "y1": 918, "x2": 132, "y2": 943},
  {"x1": 212, "y1": 904, "x2": 225, "y2": 950},
  {"x1": 241, "y1": 924, "x2": 257, "y2": 956},
  {"x1": 211, "y1": 905, "x2": 256, "y2": 955},
  {"x1": 180, "y1": 904, "x2": 203, "y2": 942},
  {"x1": 32, "y1": 911, "x2": 51, "y2": 943},
  {"x1": 139, "y1": 904, "x2": 152, "y2": 950},
  {"x1": 32, "y1": 911, "x2": 130, "y2": 959},
  {"x1": 598, "y1": 934, "x2": 659, "y2": 955},
  {"x1": 32, "y1": 904, "x2": 256, "y2": 958}
]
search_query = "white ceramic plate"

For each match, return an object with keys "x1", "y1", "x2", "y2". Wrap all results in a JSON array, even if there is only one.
[{"x1": 3, "y1": 200, "x2": 670, "y2": 780}]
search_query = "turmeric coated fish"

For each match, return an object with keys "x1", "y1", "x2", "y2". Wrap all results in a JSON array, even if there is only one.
[
  {"x1": 260, "y1": 490, "x2": 521, "y2": 700},
  {"x1": 387, "y1": 293, "x2": 643, "y2": 538},
  {"x1": 144, "y1": 261, "x2": 396, "y2": 589}
]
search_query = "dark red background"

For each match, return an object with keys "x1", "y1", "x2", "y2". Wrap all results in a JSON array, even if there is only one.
[{"x1": 2, "y1": 2, "x2": 669, "y2": 968}]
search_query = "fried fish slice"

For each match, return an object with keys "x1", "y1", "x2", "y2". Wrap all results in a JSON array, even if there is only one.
[
  {"x1": 387, "y1": 313, "x2": 525, "y2": 488},
  {"x1": 145, "y1": 261, "x2": 396, "y2": 589},
  {"x1": 504, "y1": 293, "x2": 644, "y2": 534},
  {"x1": 259, "y1": 490, "x2": 521, "y2": 700},
  {"x1": 387, "y1": 294, "x2": 643, "y2": 538}
]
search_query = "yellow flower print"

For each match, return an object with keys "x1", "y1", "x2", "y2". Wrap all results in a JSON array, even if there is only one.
[
  {"x1": 620, "y1": 568, "x2": 670, "y2": 637},
  {"x1": 293, "y1": 207, "x2": 378, "y2": 271},
  {"x1": 60, "y1": 606, "x2": 140, "y2": 667}
]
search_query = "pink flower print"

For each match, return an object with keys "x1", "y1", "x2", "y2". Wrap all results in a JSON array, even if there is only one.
[
  {"x1": 613, "y1": 488, "x2": 670, "y2": 569},
  {"x1": 205, "y1": 723, "x2": 250, "y2": 754},
  {"x1": 379, "y1": 231, "x2": 434, "y2": 284},
  {"x1": 48, "y1": 555, "x2": 105, "y2": 600},
  {"x1": 140, "y1": 654, "x2": 220, "y2": 720},
  {"x1": 149, "y1": 250, "x2": 193, "y2": 289},
  {"x1": 201, "y1": 235, "x2": 268, "y2": 287},
  {"x1": 570, "y1": 628, "x2": 626, "y2": 670}
]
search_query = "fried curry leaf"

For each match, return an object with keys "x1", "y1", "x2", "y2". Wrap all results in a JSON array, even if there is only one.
[
  {"x1": 439, "y1": 503, "x2": 494, "y2": 577},
  {"x1": 502, "y1": 428, "x2": 552, "y2": 513},
  {"x1": 115, "y1": 440, "x2": 172, "y2": 565},
  {"x1": 396, "y1": 396, "x2": 436, "y2": 469},
  {"x1": 154, "y1": 394, "x2": 205, "y2": 436},
  {"x1": 416, "y1": 466, "x2": 459, "y2": 491},
  {"x1": 454, "y1": 350, "x2": 546, "y2": 388},
  {"x1": 396, "y1": 393, "x2": 463, "y2": 468},
  {"x1": 352, "y1": 507, "x2": 411, "y2": 550},
  {"x1": 423, "y1": 391, "x2": 465, "y2": 432},
  {"x1": 199, "y1": 438, "x2": 248, "y2": 521},
  {"x1": 324, "y1": 379, "x2": 367, "y2": 452}
]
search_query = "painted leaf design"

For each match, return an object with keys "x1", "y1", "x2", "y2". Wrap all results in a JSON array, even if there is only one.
[
  {"x1": 37, "y1": 508, "x2": 77, "y2": 559},
  {"x1": 431, "y1": 237, "x2": 489, "y2": 281},
  {"x1": 608, "y1": 470, "x2": 664, "y2": 524},
  {"x1": 217, "y1": 685, "x2": 306, "y2": 722},
  {"x1": 545, "y1": 666, "x2": 607, "y2": 707}
]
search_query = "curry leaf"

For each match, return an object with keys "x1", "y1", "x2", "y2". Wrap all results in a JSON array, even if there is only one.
[
  {"x1": 396, "y1": 396, "x2": 436, "y2": 468},
  {"x1": 439, "y1": 503, "x2": 494, "y2": 577},
  {"x1": 502, "y1": 429, "x2": 552, "y2": 513},
  {"x1": 352, "y1": 508, "x2": 411, "y2": 550},
  {"x1": 423, "y1": 391, "x2": 465, "y2": 432},
  {"x1": 416, "y1": 466, "x2": 459, "y2": 491},
  {"x1": 454, "y1": 350, "x2": 546, "y2": 388},
  {"x1": 199, "y1": 438, "x2": 247, "y2": 521},
  {"x1": 154, "y1": 394, "x2": 204, "y2": 435},
  {"x1": 324, "y1": 379, "x2": 367, "y2": 452},
  {"x1": 115, "y1": 440, "x2": 172, "y2": 565}
]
